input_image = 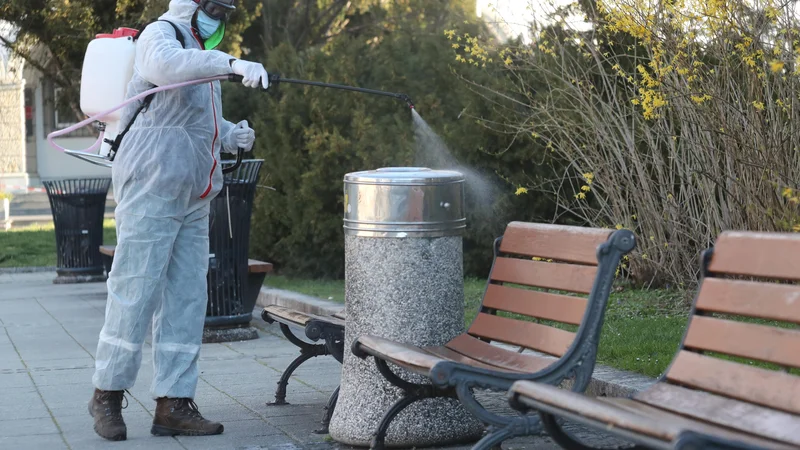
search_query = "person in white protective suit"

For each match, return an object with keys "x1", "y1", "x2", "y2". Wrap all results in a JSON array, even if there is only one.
[{"x1": 88, "y1": 0, "x2": 270, "y2": 441}]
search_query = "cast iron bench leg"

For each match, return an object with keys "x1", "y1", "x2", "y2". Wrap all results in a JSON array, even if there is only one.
[
  {"x1": 314, "y1": 385, "x2": 340, "y2": 434},
  {"x1": 369, "y1": 358, "x2": 456, "y2": 450},
  {"x1": 268, "y1": 323, "x2": 331, "y2": 406}
]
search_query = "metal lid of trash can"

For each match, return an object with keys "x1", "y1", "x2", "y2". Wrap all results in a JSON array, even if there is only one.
[
  {"x1": 344, "y1": 167, "x2": 464, "y2": 185},
  {"x1": 343, "y1": 167, "x2": 466, "y2": 238}
]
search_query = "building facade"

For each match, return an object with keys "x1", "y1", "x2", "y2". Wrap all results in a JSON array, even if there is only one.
[
  {"x1": 0, "y1": 34, "x2": 110, "y2": 193},
  {"x1": 0, "y1": 42, "x2": 29, "y2": 189}
]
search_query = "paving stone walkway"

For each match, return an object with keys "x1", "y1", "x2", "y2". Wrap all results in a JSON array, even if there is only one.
[{"x1": 0, "y1": 272, "x2": 626, "y2": 449}]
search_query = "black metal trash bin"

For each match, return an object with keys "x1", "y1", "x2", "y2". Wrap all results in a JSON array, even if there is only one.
[
  {"x1": 43, "y1": 178, "x2": 111, "y2": 284},
  {"x1": 205, "y1": 159, "x2": 263, "y2": 330}
]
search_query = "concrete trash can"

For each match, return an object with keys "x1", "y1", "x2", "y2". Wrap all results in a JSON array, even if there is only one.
[{"x1": 329, "y1": 167, "x2": 484, "y2": 447}]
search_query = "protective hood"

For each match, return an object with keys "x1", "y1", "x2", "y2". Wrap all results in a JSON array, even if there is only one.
[
  {"x1": 160, "y1": 0, "x2": 199, "y2": 24},
  {"x1": 159, "y1": 0, "x2": 226, "y2": 50}
]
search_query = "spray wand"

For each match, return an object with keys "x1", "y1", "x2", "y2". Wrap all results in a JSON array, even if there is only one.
[
  {"x1": 233, "y1": 73, "x2": 415, "y2": 110},
  {"x1": 48, "y1": 73, "x2": 415, "y2": 170}
]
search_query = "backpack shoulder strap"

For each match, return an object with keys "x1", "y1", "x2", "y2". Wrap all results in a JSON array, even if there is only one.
[
  {"x1": 158, "y1": 20, "x2": 186, "y2": 49},
  {"x1": 106, "y1": 21, "x2": 187, "y2": 161},
  {"x1": 134, "y1": 19, "x2": 186, "y2": 49}
]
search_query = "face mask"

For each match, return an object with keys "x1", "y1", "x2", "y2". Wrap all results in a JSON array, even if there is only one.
[{"x1": 196, "y1": 10, "x2": 221, "y2": 39}]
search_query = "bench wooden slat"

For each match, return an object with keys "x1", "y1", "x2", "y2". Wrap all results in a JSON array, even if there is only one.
[
  {"x1": 467, "y1": 313, "x2": 575, "y2": 357},
  {"x1": 264, "y1": 306, "x2": 347, "y2": 329},
  {"x1": 356, "y1": 335, "x2": 450, "y2": 375},
  {"x1": 490, "y1": 257, "x2": 597, "y2": 294},
  {"x1": 358, "y1": 335, "x2": 533, "y2": 376},
  {"x1": 611, "y1": 398, "x2": 798, "y2": 448},
  {"x1": 666, "y1": 350, "x2": 800, "y2": 415},
  {"x1": 685, "y1": 316, "x2": 800, "y2": 368},
  {"x1": 248, "y1": 259, "x2": 273, "y2": 273},
  {"x1": 445, "y1": 334, "x2": 554, "y2": 373},
  {"x1": 307, "y1": 313, "x2": 346, "y2": 328},
  {"x1": 708, "y1": 232, "x2": 800, "y2": 281},
  {"x1": 100, "y1": 245, "x2": 272, "y2": 274},
  {"x1": 482, "y1": 284, "x2": 586, "y2": 326},
  {"x1": 498, "y1": 222, "x2": 611, "y2": 265},
  {"x1": 697, "y1": 278, "x2": 800, "y2": 325},
  {"x1": 511, "y1": 381, "x2": 798, "y2": 449},
  {"x1": 636, "y1": 383, "x2": 800, "y2": 446},
  {"x1": 421, "y1": 346, "x2": 522, "y2": 372},
  {"x1": 263, "y1": 305, "x2": 312, "y2": 327},
  {"x1": 511, "y1": 381, "x2": 679, "y2": 443}
]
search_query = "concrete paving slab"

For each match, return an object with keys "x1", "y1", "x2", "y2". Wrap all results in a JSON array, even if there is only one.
[
  {"x1": 0, "y1": 402, "x2": 52, "y2": 420},
  {"x1": 22, "y1": 358, "x2": 95, "y2": 371},
  {"x1": 0, "y1": 361, "x2": 28, "y2": 372},
  {"x1": 47, "y1": 400, "x2": 146, "y2": 419},
  {"x1": 63, "y1": 433, "x2": 187, "y2": 450},
  {"x1": 0, "y1": 371, "x2": 35, "y2": 388},
  {"x1": 0, "y1": 417, "x2": 60, "y2": 437},
  {"x1": 176, "y1": 423, "x2": 292, "y2": 450},
  {"x1": 0, "y1": 433, "x2": 69, "y2": 450},
  {"x1": 30, "y1": 367, "x2": 95, "y2": 386}
]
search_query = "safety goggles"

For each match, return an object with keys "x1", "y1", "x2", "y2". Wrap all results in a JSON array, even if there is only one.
[{"x1": 197, "y1": 0, "x2": 236, "y2": 21}]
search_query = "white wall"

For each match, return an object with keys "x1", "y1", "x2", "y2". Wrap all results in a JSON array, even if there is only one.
[
  {"x1": 36, "y1": 136, "x2": 112, "y2": 181},
  {"x1": 34, "y1": 85, "x2": 111, "y2": 181}
]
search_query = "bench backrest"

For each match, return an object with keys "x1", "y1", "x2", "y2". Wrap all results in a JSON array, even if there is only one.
[
  {"x1": 664, "y1": 231, "x2": 800, "y2": 416},
  {"x1": 466, "y1": 222, "x2": 622, "y2": 358}
]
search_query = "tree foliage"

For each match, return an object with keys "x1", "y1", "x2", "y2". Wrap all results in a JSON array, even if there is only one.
[
  {"x1": 0, "y1": 0, "x2": 258, "y2": 118},
  {"x1": 224, "y1": 0, "x2": 556, "y2": 278},
  {"x1": 447, "y1": 0, "x2": 800, "y2": 286},
  {"x1": 3, "y1": 0, "x2": 557, "y2": 279}
]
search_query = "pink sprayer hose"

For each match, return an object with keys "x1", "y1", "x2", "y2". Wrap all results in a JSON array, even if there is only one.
[{"x1": 46, "y1": 75, "x2": 230, "y2": 154}]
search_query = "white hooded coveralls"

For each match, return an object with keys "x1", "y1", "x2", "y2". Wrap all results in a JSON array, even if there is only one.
[{"x1": 93, "y1": 0, "x2": 242, "y2": 399}]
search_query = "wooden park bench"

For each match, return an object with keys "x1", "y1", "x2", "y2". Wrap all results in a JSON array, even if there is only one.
[
  {"x1": 261, "y1": 305, "x2": 346, "y2": 434},
  {"x1": 100, "y1": 245, "x2": 272, "y2": 276},
  {"x1": 100, "y1": 244, "x2": 271, "y2": 276},
  {"x1": 99, "y1": 245, "x2": 273, "y2": 311},
  {"x1": 509, "y1": 231, "x2": 800, "y2": 450},
  {"x1": 351, "y1": 222, "x2": 637, "y2": 450}
]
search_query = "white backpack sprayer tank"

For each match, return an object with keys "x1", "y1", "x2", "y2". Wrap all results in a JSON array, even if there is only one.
[{"x1": 79, "y1": 28, "x2": 138, "y2": 159}]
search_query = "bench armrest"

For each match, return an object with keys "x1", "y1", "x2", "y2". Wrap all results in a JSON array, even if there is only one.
[
  {"x1": 428, "y1": 337, "x2": 600, "y2": 392},
  {"x1": 429, "y1": 360, "x2": 566, "y2": 391},
  {"x1": 673, "y1": 431, "x2": 768, "y2": 450}
]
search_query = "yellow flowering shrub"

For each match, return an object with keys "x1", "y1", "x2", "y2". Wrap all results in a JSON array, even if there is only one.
[{"x1": 444, "y1": 0, "x2": 800, "y2": 285}]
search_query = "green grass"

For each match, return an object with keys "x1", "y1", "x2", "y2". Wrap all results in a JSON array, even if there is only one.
[
  {"x1": 0, "y1": 219, "x2": 117, "y2": 268},
  {"x1": 265, "y1": 275, "x2": 689, "y2": 378},
  {"x1": 266, "y1": 276, "x2": 349, "y2": 302}
]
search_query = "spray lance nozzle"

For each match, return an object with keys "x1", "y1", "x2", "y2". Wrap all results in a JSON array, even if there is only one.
[
  {"x1": 398, "y1": 94, "x2": 415, "y2": 110},
  {"x1": 228, "y1": 73, "x2": 415, "y2": 110}
]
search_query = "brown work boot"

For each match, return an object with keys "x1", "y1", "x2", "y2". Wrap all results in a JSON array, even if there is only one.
[
  {"x1": 88, "y1": 389, "x2": 127, "y2": 441},
  {"x1": 151, "y1": 397, "x2": 224, "y2": 436}
]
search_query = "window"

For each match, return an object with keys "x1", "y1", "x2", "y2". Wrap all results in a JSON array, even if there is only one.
[
  {"x1": 24, "y1": 87, "x2": 33, "y2": 139},
  {"x1": 53, "y1": 87, "x2": 76, "y2": 129},
  {"x1": 43, "y1": 78, "x2": 95, "y2": 138}
]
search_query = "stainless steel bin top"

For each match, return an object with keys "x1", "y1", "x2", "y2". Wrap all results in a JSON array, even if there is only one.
[{"x1": 343, "y1": 167, "x2": 466, "y2": 238}]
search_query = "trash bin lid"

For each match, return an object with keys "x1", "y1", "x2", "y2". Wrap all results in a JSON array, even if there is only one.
[
  {"x1": 344, "y1": 167, "x2": 464, "y2": 186},
  {"x1": 343, "y1": 167, "x2": 466, "y2": 238}
]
